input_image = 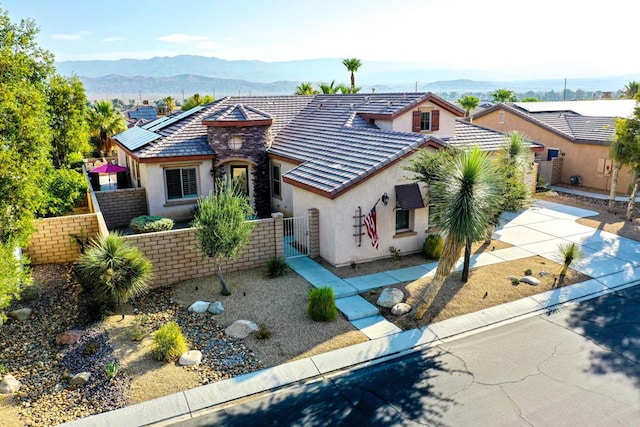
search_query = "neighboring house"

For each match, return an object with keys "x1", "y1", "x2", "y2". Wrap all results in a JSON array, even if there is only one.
[
  {"x1": 113, "y1": 93, "x2": 540, "y2": 266},
  {"x1": 473, "y1": 100, "x2": 637, "y2": 192},
  {"x1": 123, "y1": 104, "x2": 158, "y2": 127}
]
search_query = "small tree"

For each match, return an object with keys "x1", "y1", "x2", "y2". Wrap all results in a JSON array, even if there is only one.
[
  {"x1": 193, "y1": 179, "x2": 255, "y2": 296},
  {"x1": 459, "y1": 95, "x2": 480, "y2": 120},
  {"x1": 491, "y1": 88, "x2": 517, "y2": 103},
  {"x1": 342, "y1": 58, "x2": 362, "y2": 93}
]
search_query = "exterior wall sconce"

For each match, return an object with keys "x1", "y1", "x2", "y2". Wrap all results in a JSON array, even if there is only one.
[{"x1": 381, "y1": 193, "x2": 389, "y2": 206}]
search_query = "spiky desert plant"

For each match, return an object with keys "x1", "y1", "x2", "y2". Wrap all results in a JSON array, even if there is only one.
[
  {"x1": 75, "y1": 232, "x2": 152, "y2": 306},
  {"x1": 558, "y1": 242, "x2": 583, "y2": 280}
]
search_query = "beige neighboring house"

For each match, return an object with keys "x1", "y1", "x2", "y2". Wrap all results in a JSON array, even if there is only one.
[
  {"x1": 112, "y1": 93, "x2": 540, "y2": 267},
  {"x1": 473, "y1": 100, "x2": 637, "y2": 192}
]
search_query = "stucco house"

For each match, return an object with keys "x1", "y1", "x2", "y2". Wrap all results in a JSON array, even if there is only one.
[
  {"x1": 112, "y1": 93, "x2": 541, "y2": 266},
  {"x1": 473, "y1": 100, "x2": 637, "y2": 192}
]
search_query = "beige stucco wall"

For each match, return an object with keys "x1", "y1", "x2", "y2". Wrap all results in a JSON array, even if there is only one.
[
  {"x1": 474, "y1": 109, "x2": 634, "y2": 193},
  {"x1": 141, "y1": 160, "x2": 215, "y2": 220},
  {"x1": 270, "y1": 159, "x2": 297, "y2": 217},
  {"x1": 391, "y1": 100, "x2": 458, "y2": 138},
  {"x1": 291, "y1": 153, "x2": 435, "y2": 267}
]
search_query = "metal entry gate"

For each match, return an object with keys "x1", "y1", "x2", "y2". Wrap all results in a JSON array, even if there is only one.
[{"x1": 283, "y1": 216, "x2": 309, "y2": 258}]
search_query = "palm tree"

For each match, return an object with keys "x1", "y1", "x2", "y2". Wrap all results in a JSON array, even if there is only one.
[
  {"x1": 485, "y1": 131, "x2": 528, "y2": 243},
  {"x1": 459, "y1": 95, "x2": 480, "y2": 120},
  {"x1": 319, "y1": 80, "x2": 339, "y2": 94},
  {"x1": 294, "y1": 82, "x2": 318, "y2": 95},
  {"x1": 622, "y1": 81, "x2": 640, "y2": 99},
  {"x1": 342, "y1": 58, "x2": 362, "y2": 93},
  {"x1": 87, "y1": 101, "x2": 127, "y2": 155},
  {"x1": 411, "y1": 147, "x2": 501, "y2": 320},
  {"x1": 608, "y1": 118, "x2": 635, "y2": 212},
  {"x1": 338, "y1": 84, "x2": 360, "y2": 94},
  {"x1": 163, "y1": 96, "x2": 176, "y2": 113},
  {"x1": 491, "y1": 88, "x2": 517, "y2": 103}
]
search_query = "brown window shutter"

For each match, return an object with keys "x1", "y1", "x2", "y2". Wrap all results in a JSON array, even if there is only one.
[
  {"x1": 431, "y1": 110, "x2": 440, "y2": 131},
  {"x1": 412, "y1": 111, "x2": 421, "y2": 132}
]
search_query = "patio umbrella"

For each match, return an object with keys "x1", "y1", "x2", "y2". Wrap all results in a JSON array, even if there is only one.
[{"x1": 90, "y1": 163, "x2": 127, "y2": 190}]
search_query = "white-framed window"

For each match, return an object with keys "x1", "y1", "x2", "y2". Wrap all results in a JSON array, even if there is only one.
[
  {"x1": 271, "y1": 163, "x2": 281, "y2": 198},
  {"x1": 165, "y1": 167, "x2": 198, "y2": 200}
]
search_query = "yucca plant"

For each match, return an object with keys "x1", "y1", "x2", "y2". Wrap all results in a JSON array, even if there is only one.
[
  {"x1": 75, "y1": 232, "x2": 153, "y2": 307},
  {"x1": 558, "y1": 242, "x2": 583, "y2": 282}
]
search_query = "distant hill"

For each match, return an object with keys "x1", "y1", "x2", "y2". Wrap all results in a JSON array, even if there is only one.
[{"x1": 56, "y1": 55, "x2": 639, "y2": 101}]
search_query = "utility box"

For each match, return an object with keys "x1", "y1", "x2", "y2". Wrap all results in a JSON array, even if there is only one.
[{"x1": 570, "y1": 175, "x2": 582, "y2": 186}]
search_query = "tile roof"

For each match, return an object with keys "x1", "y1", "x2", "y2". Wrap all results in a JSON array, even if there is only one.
[
  {"x1": 123, "y1": 105, "x2": 158, "y2": 121},
  {"x1": 512, "y1": 100, "x2": 636, "y2": 118},
  {"x1": 473, "y1": 103, "x2": 617, "y2": 145},
  {"x1": 445, "y1": 120, "x2": 543, "y2": 152},
  {"x1": 203, "y1": 104, "x2": 272, "y2": 122}
]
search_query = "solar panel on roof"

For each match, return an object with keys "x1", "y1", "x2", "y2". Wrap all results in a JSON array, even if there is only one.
[
  {"x1": 114, "y1": 126, "x2": 161, "y2": 151},
  {"x1": 144, "y1": 105, "x2": 205, "y2": 132}
]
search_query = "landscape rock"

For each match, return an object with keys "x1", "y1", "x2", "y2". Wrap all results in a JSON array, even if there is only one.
[
  {"x1": 188, "y1": 301, "x2": 211, "y2": 314},
  {"x1": 520, "y1": 276, "x2": 540, "y2": 286},
  {"x1": 539, "y1": 271, "x2": 550, "y2": 276},
  {"x1": 8, "y1": 308, "x2": 33, "y2": 321},
  {"x1": 0, "y1": 375, "x2": 21, "y2": 394},
  {"x1": 56, "y1": 329, "x2": 84, "y2": 345},
  {"x1": 178, "y1": 350, "x2": 203, "y2": 366},
  {"x1": 225, "y1": 320, "x2": 259, "y2": 339},
  {"x1": 391, "y1": 303, "x2": 411, "y2": 315},
  {"x1": 376, "y1": 288, "x2": 404, "y2": 308},
  {"x1": 69, "y1": 372, "x2": 91, "y2": 387},
  {"x1": 207, "y1": 301, "x2": 224, "y2": 315}
]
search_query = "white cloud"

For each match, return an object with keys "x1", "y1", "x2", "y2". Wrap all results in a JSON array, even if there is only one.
[
  {"x1": 156, "y1": 33, "x2": 210, "y2": 43},
  {"x1": 50, "y1": 31, "x2": 90, "y2": 41},
  {"x1": 102, "y1": 37, "x2": 124, "y2": 43}
]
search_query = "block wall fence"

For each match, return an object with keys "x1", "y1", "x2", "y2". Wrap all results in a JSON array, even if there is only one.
[
  {"x1": 95, "y1": 188, "x2": 147, "y2": 229},
  {"x1": 122, "y1": 213, "x2": 284, "y2": 288},
  {"x1": 26, "y1": 214, "x2": 100, "y2": 265}
]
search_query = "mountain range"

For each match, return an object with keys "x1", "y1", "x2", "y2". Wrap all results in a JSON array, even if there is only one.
[{"x1": 54, "y1": 55, "x2": 639, "y2": 101}]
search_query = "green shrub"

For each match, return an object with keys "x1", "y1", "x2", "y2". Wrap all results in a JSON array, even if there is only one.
[
  {"x1": 255, "y1": 323, "x2": 272, "y2": 340},
  {"x1": 524, "y1": 268, "x2": 532, "y2": 276},
  {"x1": 308, "y1": 287, "x2": 338, "y2": 322},
  {"x1": 84, "y1": 342, "x2": 100, "y2": 356},
  {"x1": 105, "y1": 361, "x2": 119, "y2": 380},
  {"x1": 423, "y1": 234, "x2": 444, "y2": 260},
  {"x1": 130, "y1": 216, "x2": 174, "y2": 234},
  {"x1": 38, "y1": 168, "x2": 88, "y2": 217},
  {"x1": 75, "y1": 233, "x2": 152, "y2": 307},
  {"x1": 153, "y1": 321, "x2": 188, "y2": 362},
  {"x1": 389, "y1": 246, "x2": 402, "y2": 261},
  {"x1": 19, "y1": 283, "x2": 41, "y2": 303},
  {"x1": 265, "y1": 256, "x2": 289, "y2": 278}
]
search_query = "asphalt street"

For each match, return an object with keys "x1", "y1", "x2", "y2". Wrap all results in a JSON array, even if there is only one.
[{"x1": 172, "y1": 286, "x2": 640, "y2": 426}]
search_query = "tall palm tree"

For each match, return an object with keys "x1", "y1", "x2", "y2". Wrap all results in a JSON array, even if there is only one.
[
  {"x1": 294, "y1": 82, "x2": 318, "y2": 95},
  {"x1": 608, "y1": 118, "x2": 635, "y2": 212},
  {"x1": 411, "y1": 147, "x2": 501, "y2": 320},
  {"x1": 459, "y1": 95, "x2": 480, "y2": 121},
  {"x1": 622, "y1": 81, "x2": 640, "y2": 99},
  {"x1": 163, "y1": 96, "x2": 176, "y2": 113},
  {"x1": 342, "y1": 58, "x2": 362, "y2": 93},
  {"x1": 87, "y1": 100, "x2": 127, "y2": 155},
  {"x1": 491, "y1": 88, "x2": 517, "y2": 103}
]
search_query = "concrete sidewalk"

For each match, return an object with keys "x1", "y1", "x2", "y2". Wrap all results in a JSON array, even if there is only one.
[
  {"x1": 63, "y1": 199, "x2": 640, "y2": 426},
  {"x1": 549, "y1": 185, "x2": 640, "y2": 202}
]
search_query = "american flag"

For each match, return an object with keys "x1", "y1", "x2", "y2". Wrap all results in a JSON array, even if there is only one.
[{"x1": 364, "y1": 205, "x2": 379, "y2": 250}]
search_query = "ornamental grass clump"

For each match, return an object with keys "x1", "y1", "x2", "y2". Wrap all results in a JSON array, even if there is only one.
[
  {"x1": 557, "y1": 242, "x2": 583, "y2": 285},
  {"x1": 265, "y1": 256, "x2": 289, "y2": 278},
  {"x1": 75, "y1": 232, "x2": 152, "y2": 308},
  {"x1": 308, "y1": 287, "x2": 338, "y2": 321},
  {"x1": 129, "y1": 215, "x2": 174, "y2": 234},
  {"x1": 153, "y1": 321, "x2": 188, "y2": 362}
]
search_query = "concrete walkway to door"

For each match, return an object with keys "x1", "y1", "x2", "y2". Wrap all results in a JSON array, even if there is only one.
[{"x1": 287, "y1": 198, "x2": 640, "y2": 339}]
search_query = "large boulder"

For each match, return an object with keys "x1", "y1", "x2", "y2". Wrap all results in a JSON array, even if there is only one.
[
  {"x1": 207, "y1": 301, "x2": 224, "y2": 315},
  {"x1": 56, "y1": 330, "x2": 84, "y2": 346},
  {"x1": 8, "y1": 308, "x2": 32, "y2": 321},
  {"x1": 0, "y1": 375, "x2": 21, "y2": 394},
  {"x1": 225, "y1": 320, "x2": 258, "y2": 339},
  {"x1": 178, "y1": 350, "x2": 203, "y2": 366},
  {"x1": 391, "y1": 303, "x2": 412, "y2": 315},
  {"x1": 520, "y1": 276, "x2": 540, "y2": 286},
  {"x1": 188, "y1": 301, "x2": 211, "y2": 314},
  {"x1": 376, "y1": 288, "x2": 404, "y2": 308},
  {"x1": 69, "y1": 372, "x2": 91, "y2": 387}
]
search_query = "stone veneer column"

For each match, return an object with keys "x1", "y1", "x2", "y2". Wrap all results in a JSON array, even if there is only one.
[
  {"x1": 308, "y1": 208, "x2": 320, "y2": 259},
  {"x1": 271, "y1": 212, "x2": 284, "y2": 258}
]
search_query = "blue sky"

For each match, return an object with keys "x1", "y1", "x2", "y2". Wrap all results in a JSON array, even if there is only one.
[{"x1": 2, "y1": 0, "x2": 639, "y2": 79}]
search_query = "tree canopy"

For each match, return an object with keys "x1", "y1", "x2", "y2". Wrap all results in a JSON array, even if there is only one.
[
  {"x1": 342, "y1": 58, "x2": 362, "y2": 93},
  {"x1": 87, "y1": 100, "x2": 127, "y2": 154},
  {"x1": 491, "y1": 88, "x2": 517, "y2": 103},
  {"x1": 181, "y1": 93, "x2": 215, "y2": 111},
  {"x1": 459, "y1": 95, "x2": 479, "y2": 118}
]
